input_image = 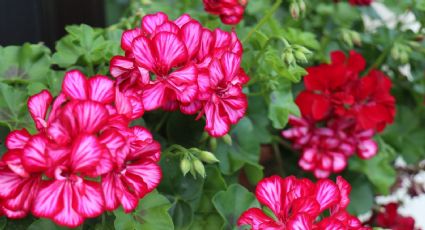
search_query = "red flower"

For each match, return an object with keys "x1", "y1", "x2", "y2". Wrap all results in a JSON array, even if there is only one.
[
  {"x1": 376, "y1": 203, "x2": 416, "y2": 230},
  {"x1": 110, "y1": 12, "x2": 248, "y2": 137},
  {"x1": 203, "y1": 0, "x2": 247, "y2": 25},
  {"x1": 349, "y1": 0, "x2": 372, "y2": 6},
  {"x1": 238, "y1": 175, "x2": 370, "y2": 230},
  {"x1": 283, "y1": 50, "x2": 394, "y2": 178}
]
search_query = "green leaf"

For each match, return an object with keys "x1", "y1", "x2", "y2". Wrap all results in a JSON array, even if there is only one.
[
  {"x1": 347, "y1": 176, "x2": 374, "y2": 215},
  {"x1": 27, "y1": 219, "x2": 68, "y2": 230},
  {"x1": 0, "y1": 217, "x2": 6, "y2": 230},
  {"x1": 114, "y1": 191, "x2": 174, "y2": 230},
  {"x1": 169, "y1": 199, "x2": 193, "y2": 230},
  {"x1": 190, "y1": 214, "x2": 223, "y2": 230},
  {"x1": 212, "y1": 184, "x2": 259, "y2": 229},
  {"x1": 348, "y1": 139, "x2": 396, "y2": 195},
  {"x1": 0, "y1": 83, "x2": 30, "y2": 129},
  {"x1": 268, "y1": 86, "x2": 300, "y2": 129}
]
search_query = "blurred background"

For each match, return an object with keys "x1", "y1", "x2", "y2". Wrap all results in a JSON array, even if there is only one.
[{"x1": 0, "y1": 0, "x2": 130, "y2": 48}]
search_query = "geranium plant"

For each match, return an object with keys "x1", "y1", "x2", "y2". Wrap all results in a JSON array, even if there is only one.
[{"x1": 0, "y1": 0, "x2": 424, "y2": 229}]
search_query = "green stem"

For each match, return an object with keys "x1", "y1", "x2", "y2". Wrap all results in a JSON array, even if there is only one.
[
  {"x1": 242, "y1": 0, "x2": 283, "y2": 44},
  {"x1": 366, "y1": 45, "x2": 391, "y2": 73},
  {"x1": 272, "y1": 143, "x2": 286, "y2": 177},
  {"x1": 154, "y1": 112, "x2": 170, "y2": 132}
]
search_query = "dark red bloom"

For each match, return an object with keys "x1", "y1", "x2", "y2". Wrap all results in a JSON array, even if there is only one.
[
  {"x1": 349, "y1": 0, "x2": 372, "y2": 6},
  {"x1": 376, "y1": 203, "x2": 416, "y2": 230},
  {"x1": 203, "y1": 0, "x2": 247, "y2": 25},
  {"x1": 238, "y1": 175, "x2": 370, "y2": 230}
]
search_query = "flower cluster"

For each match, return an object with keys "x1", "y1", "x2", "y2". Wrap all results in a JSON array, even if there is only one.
[
  {"x1": 203, "y1": 0, "x2": 247, "y2": 25},
  {"x1": 349, "y1": 0, "x2": 372, "y2": 6},
  {"x1": 334, "y1": 0, "x2": 372, "y2": 6},
  {"x1": 369, "y1": 203, "x2": 417, "y2": 230},
  {"x1": 110, "y1": 12, "x2": 249, "y2": 137},
  {"x1": 238, "y1": 175, "x2": 370, "y2": 230},
  {"x1": 0, "y1": 70, "x2": 161, "y2": 227},
  {"x1": 283, "y1": 50, "x2": 395, "y2": 178}
]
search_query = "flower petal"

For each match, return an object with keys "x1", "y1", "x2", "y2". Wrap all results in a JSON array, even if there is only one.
[
  {"x1": 314, "y1": 179, "x2": 340, "y2": 211},
  {"x1": 74, "y1": 101, "x2": 109, "y2": 133},
  {"x1": 286, "y1": 213, "x2": 313, "y2": 230},
  {"x1": 152, "y1": 32, "x2": 188, "y2": 71},
  {"x1": 141, "y1": 82, "x2": 167, "y2": 111},
  {"x1": 101, "y1": 173, "x2": 120, "y2": 211},
  {"x1": 133, "y1": 36, "x2": 156, "y2": 71},
  {"x1": 70, "y1": 135, "x2": 103, "y2": 173},
  {"x1": 28, "y1": 90, "x2": 52, "y2": 130},
  {"x1": 220, "y1": 52, "x2": 241, "y2": 82},
  {"x1": 62, "y1": 70, "x2": 89, "y2": 100},
  {"x1": 121, "y1": 28, "x2": 142, "y2": 51},
  {"x1": 32, "y1": 180, "x2": 64, "y2": 218},
  {"x1": 179, "y1": 21, "x2": 202, "y2": 59},
  {"x1": 88, "y1": 75, "x2": 115, "y2": 104},
  {"x1": 168, "y1": 64, "x2": 198, "y2": 103},
  {"x1": 22, "y1": 135, "x2": 49, "y2": 173},
  {"x1": 6, "y1": 129, "x2": 30, "y2": 150},
  {"x1": 204, "y1": 102, "x2": 230, "y2": 137},
  {"x1": 237, "y1": 208, "x2": 280, "y2": 230},
  {"x1": 126, "y1": 161, "x2": 162, "y2": 192},
  {"x1": 142, "y1": 12, "x2": 168, "y2": 35},
  {"x1": 75, "y1": 181, "x2": 104, "y2": 218},
  {"x1": 52, "y1": 181, "x2": 84, "y2": 228},
  {"x1": 255, "y1": 175, "x2": 285, "y2": 216}
]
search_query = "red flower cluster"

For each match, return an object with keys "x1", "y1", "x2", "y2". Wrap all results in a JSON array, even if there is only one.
[
  {"x1": 0, "y1": 70, "x2": 161, "y2": 227},
  {"x1": 203, "y1": 0, "x2": 247, "y2": 25},
  {"x1": 349, "y1": 0, "x2": 372, "y2": 6},
  {"x1": 334, "y1": 0, "x2": 372, "y2": 6},
  {"x1": 283, "y1": 50, "x2": 395, "y2": 178},
  {"x1": 110, "y1": 12, "x2": 249, "y2": 137},
  {"x1": 374, "y1": 203, "x2": 416, "y2": 230},
  {"x1": 238, "y1": 175, "x2": 371, "y2": 230}
]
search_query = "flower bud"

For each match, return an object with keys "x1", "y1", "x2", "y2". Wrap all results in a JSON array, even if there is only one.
[
  {"x1": 199, "y1": 151, "x2": 219, "y2": 164},
  {"x1": 209, "y1": 138, "x2": 217, "y2": 151},
  {"x1": 351, "y1": 31, "x2": 361, "y2": 46},
  {"x1": 282, "y1": 49, "x2": 296, "y2": 65},
  {"x1": 222, "y1": 134, "x2": 232, "y2": 145},
  {"x1": 290, "y1": 2, "x2": 300, "y2": 20},
  {"x1": 193, "y1": 159, "x2": 206, "y2": 178},
  {"x1": 180, "y1": 158, "x2": 191, "y2": 176},
  {"x1": 294, "y1": 50, "x2": 308, "y2": 63}
]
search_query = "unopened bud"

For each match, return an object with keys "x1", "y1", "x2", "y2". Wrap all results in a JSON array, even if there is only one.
[
  {"x1": 193, "y1": 159, "x2": 206, "y2": 178},
  {"x1": 294, "y1": 50, "x2": 308, "y2": 63},
  {"x1": 180, "y1": 158, "x2": 191, "y2": 176},
  {"x1": 209, "y1": 138, "x2": 217, "y2": 151},
  {"x1": 342, "y1": 32, "x2": 353, "y2": 47},
  {"x1": 290, "y1": 3, "x2": 300, "y2": 20},
  {"x1": 351, "y1": 31, "x2": 361, "y2": 46},
  {"x1": 298, "y1": 0, "x2": 306, "y2": 13},
  {"x1": 199, "y1": 151, "x2": 219, "y2": 164},
  {"x1": 282, "y1": 49, "x2": 295, "y2": 65},
  {"x1": 222, "y1": 134, "x2": 232, "y2": 146}
]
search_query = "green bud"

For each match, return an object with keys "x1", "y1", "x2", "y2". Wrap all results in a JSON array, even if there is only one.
[
  {"x1": 351, "y1": 31, "x2": 361, "y2": 46},
  {"x1": 294, "y1": 50, "x2": 308, "y2": 63},
  {"x1": 180, "y1": 158, "x2": 191, "y2": 176},
  {"x1": 198, "y1": 151, "x2": 219, "y2": 164},
  {"x1": 193, "y1": 159, "x2": 206, "y2": 178},
  {"x1": 342, "y1": 32, "x2": 353, "y2": 47},
  {"x1": 298, "y1": 0, "x2": 306, "y2": 14},
  {"x1": 399, "y1": 52, "x2": 409, "y2": 64},
  {"x1": 296, "y1": 46, "x2": 312, "y2": 55},
  {"x1": 391, "y1": 47, "x2": 400, "y2": 60},
  {"x1": 222, "y1": 134, "x2": 232, "y2": 146},
  {"x1": 290, "y1": 2, "x2": 300, "y2": 20},
  {"x1": 209, "y1": 138, "x2": 217, "y2": 151},
  {"x1": 282, "y1": 49, "x2": 295, "y2": 65}
]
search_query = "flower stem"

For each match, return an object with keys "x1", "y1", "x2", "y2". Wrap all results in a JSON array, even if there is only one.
[{"x1": 242, "y1": 0, "x2": 283, "y2": 44}]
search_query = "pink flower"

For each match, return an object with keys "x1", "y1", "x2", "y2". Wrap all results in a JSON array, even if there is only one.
[
  {"x1": 102, "y1": 127, "x2": 161, "y2": 212},
  {"x1": 203, "y1": 0, "x2": 247, "y2": 25},
  {"x1": 238, "y1": 175, "x2": 370, "y2": 230},
  {"x1": 0, "y1": 70, "x2": 162, "y2": 227},
  {"x1": 282, "y1": 116, "x2": 378, "y2": 178},
  {"x1": 110, "y1": 12, "x2": 248, "y2": 137},
  {"x1": 197, "y1": 52, "x2": 248, "y2": 136}
]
